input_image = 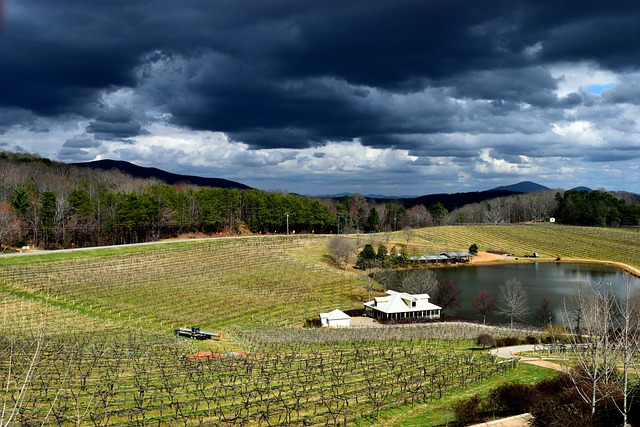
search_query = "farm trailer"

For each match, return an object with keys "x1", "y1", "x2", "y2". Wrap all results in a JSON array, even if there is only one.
[{"x1": 174, "y1": 326, "x2": 221, "y2": 340}]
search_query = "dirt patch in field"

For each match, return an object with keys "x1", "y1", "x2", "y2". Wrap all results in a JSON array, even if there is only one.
[
  {"x1": 187, "y1": 351, "x2": 249, "y2": 360},
  {"x1": 471, "y1": 252, "x2": 509, "y2": 264}
]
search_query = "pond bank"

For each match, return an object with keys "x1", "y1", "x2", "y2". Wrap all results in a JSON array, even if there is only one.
[{"x1": 468, "y1": 252, "x2": 640, "y2": 279}]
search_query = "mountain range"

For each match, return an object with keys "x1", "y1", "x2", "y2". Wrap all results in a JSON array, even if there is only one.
[
  {"x1": 73, "y1": 159, "x2": 592, "y2": 212},
  {"x1": 73, "y1": 159, "x2": 252, "y2": 190}
]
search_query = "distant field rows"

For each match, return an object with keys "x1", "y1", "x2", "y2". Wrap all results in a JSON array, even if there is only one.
[
  {"x1": 0, "y1": 236, "x2": 365, "y2": 337},
  {"x1": 406, "y1": 225, "x2": 640, "y2": 270}
]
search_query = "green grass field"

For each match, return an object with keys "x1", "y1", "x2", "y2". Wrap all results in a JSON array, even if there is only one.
[{"x1": 0, "y1": 225, "x2": 637, "y2": 426}]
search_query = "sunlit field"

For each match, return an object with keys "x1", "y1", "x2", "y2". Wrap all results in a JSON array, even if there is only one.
[{"x1": 1, "y1": 225, "x2": 638, "y2": 426}]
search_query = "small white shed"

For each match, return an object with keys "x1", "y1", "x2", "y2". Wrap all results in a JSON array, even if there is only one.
[{"x1": 319, "y1": 309, "x2": 351, "y2": 327}]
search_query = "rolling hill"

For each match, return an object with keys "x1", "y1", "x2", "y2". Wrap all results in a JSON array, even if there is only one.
[{"x1": 73, "y1": 159, "x2": 253, "y2": 189}]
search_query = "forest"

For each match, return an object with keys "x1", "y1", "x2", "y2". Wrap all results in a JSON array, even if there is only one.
[{"x1": 0, "y1": 151, "x2": 638, "y2": 250}]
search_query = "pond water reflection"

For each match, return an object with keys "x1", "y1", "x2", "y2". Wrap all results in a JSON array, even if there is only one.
[{"x1": 427, "y1": 262, "x2": 640, "y2": 326}]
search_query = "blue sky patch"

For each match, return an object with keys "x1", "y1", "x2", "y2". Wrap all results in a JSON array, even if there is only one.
[{"x1": 583, "y1": 83, "x2": 615, "y2": 94}]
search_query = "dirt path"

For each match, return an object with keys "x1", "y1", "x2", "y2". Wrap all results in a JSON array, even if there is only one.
[
  {"x1": 468, "y1": 413, "x2": 533, "y2": 427},
  {"x1": 489, "y1": 344, "x2": 566, "y2": 372}
]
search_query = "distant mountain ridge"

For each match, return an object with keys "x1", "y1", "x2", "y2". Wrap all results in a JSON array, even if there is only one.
[
  {"x1": 327, "y1": 181, "x2": 555, "y2": 212},
  {"x1": 72, "y1": 160, "x2": 602, "y2": 212},
  {"x1": 396, "y1": 189, "x2": 522, "y2": 211},
  {"x1": 491, "y1": 181, "x2": 550, "y2": 192},
  {"x1": 73, "y1": 159, "x2": 252, "y2": 190},
  {"x1": 323, "y1": 189, "x2": 527, "y2": 212}
]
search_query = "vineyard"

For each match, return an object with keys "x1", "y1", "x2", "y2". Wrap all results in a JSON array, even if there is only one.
[
  {"x1": 1, "y1": 325, "x2": 522, "y2": 426},
  {"x1": 0, "y1": 236, "x2": 365, "y2": 335},
  {"x1": 408, "y1": 224, "x2": 640, "y2": 271},
  {"x1": 0, "y1": 225, "x2": 638, "y2": 426}
]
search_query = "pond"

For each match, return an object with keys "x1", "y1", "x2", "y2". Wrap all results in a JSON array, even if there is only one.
[{"x1": 428, "y1": 262, "x2": 640, "y2": 326}]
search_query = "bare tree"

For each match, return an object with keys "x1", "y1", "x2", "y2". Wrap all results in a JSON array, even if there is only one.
[
  {"x1": 483, "y1": 199, "x2": 506, "y2": 224},
  {"x1": 497, "y1": 278, "x2": 529, "y2": 328},
  {"x1": 562, "y1": 278, "x2": 640, "y2": 426},
  {"x1": 615, "y1": 277, "x2": 639, "y2": 427},
  {"x1": 472, "y1": 290, "x2": 496, "y2": 324},
  {"x1": 535, "y1": 294, "x2": 556, "y2": 326},
  {"x1": 433, "y1": 279, "x2": 462, "y2": 316},
  {"x1": 1, "y1": 300, "x2": 53, "y2": 427},
  {"x1": 407, "y1": 204, "x2": 433, "y2": 228},
  {"x1": 326, "y1": 236, "x2": 356, "y2": 271},
  {"x1": 562, "y1": 281, "x2": 618, "y2": 421},
  {"x1": 401, "y1": 269, "x2": 437, "y2": 295},
  {"x1": 0, "y1": 202, "x2": 20, "y2": 250},
  {"x1": 402, "y1": 227, "x2": 414, "y2": 245}
]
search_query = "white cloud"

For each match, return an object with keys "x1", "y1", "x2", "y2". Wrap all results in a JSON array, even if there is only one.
[
  {"x1": 550, "y1": 120, "x2": 603, "y2": 146},
  {"x1": 474, "y1": 148, "x2": 535, "y2": 175},
  {"x1": 550, "y1": 62, "x2": 618, "y2": 97}
]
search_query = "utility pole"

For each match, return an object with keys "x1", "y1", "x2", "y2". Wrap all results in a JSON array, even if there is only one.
[{"x1": 285, "y1": 212, "x2": 289, "y2": 235}]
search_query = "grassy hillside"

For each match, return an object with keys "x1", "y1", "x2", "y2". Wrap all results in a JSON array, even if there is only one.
[
  {"x1": 0, "y1": 236, "x2": 366, "y2": 338},
  {"x1": 0, "y1": 225, "x2": 638, "y2": 426},
  {"x1": 403, "y1": 224, "x2": 640, "y2": 271}
]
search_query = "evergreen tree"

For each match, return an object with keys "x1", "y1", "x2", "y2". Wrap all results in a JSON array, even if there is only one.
[
  {"x1": 39, "y1": 191, "x2": 56, "y2": 247},
  {"x1": 356, "y1": 244, "x2": 377, "y2": 269},
  {"x1": 365, "y1": 207, "x2": 380, "y2": 232},
  {"x1": 10, "y1": 186, "x2": 30, "y2": 215},
  {"x1": 469, "y1": 243, "x2": 479, "y2": 255}
]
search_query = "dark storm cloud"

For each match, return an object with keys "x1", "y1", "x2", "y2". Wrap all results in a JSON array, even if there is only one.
[
  {"x1": 3, "y1": 0, "x2": 640, "y2": 150},
  {"x1": 86, "y1": 106, "x2": 148, "y2": 141},
  {"x1": 0, "y1": 108, "x2": 36, "y2": 132},
  {"x1": 58, "y1": 135, "x2": 101, "y2": 162},
  {"x1": 447, "y1": 67, "x2": 559, "y2": 107}
]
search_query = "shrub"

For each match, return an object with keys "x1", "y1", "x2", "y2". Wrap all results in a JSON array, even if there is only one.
[
  {"x1": 532, "y1": 373, "x2": 572, "y2": 396},
  {"x1": 543, "y1": 324, "x2": 568, "y2": 343},
  {"x1": 496, "y1": 336, "x2": 521, "y2": 347},
  {"x1": 525, "y1": 335, "x2": 539, "y2": 344},
  {"x1": 489, "y1": 383, "x2": 537, "y2": 415},
  {"x1": 529, "y1": 373, "x2": 629, "y2": 427},
  {"x1": 476, "y1": 333, "x2": 497, "y2": 348},
  {"x1": 303, "y1": 318, "x2": 322, "y2": 328},
  {"x1": 453, "y1": 395, "x2": 485, "y2": 426},
  {"x1": 343, "y1": 308, "x2": 365, "y2": 317}
]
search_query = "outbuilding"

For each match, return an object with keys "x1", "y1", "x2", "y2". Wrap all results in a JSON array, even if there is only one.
[
  {"x1": 319, "y1": 309, "x2": 351, "y2": 327},
  {"x1": 441, "y1": 251, "x2": 473, "y2": 263}
]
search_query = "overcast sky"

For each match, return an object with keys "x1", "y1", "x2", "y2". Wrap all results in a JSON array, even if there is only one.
[{"x1": 1, "y1": 0, "x2": 639, "y2": 196}]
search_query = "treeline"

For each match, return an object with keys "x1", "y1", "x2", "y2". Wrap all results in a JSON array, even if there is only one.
[
  {"x1": 0, "y1": 153, "x2": 335, "y2": 248},
  {"x1": 448, "y1": 188, "x2": 640, "y2": 227},
  {"x1": 554, "y1": 189, "x2": 640, "y2": 226}
]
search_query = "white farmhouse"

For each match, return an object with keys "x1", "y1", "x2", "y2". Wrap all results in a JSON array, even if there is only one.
[
  {"x1": 319, "y1": 309, "x2": 351, "y2": 327},
  {"x1": 364, "y1": 290, "x2": 441, "y2": 321}
]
